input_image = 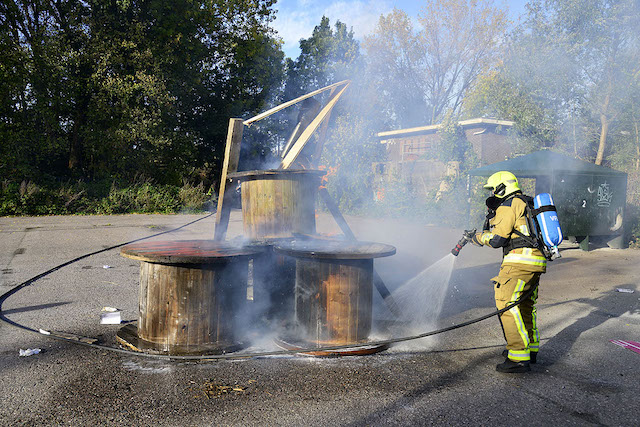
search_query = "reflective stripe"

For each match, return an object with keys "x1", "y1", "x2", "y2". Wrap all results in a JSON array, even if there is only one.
[
  {"x1": 530, "y1": 287, "x2": 539, "y2": 348},
  {"x1": 508, "y1": 350, "x2": 530, "y2": 361},
  {"x1": 481, "y1": 232, "x2": 493, "y2": 245},
  {"x1": 509, "y1": 279, "x2": 530, "y2": 354},
  {"x1": 518, "y1": 224, "x2": 529, "y2": 236},
  {"x1": 504, "y1": 251, "x2": 547, "y2": 267}
]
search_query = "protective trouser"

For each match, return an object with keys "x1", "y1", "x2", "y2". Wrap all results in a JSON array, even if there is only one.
[{"x1": 492, "y1": 265, "x2": 540, "y2": 362}]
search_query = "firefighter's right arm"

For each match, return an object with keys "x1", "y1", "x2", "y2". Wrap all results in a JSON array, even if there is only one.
[{"x1": 471, "y1": 205, "x2": 516, "y2": 248}]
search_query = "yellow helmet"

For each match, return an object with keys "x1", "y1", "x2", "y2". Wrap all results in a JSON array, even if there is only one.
[{"x1": 483, "y1": 171, "x2": 520, "y2": 198}]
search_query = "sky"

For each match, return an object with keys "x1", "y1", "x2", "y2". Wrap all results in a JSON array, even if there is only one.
[{"x1": 272, "y1": 0, "x2": 529, "y2": 59}]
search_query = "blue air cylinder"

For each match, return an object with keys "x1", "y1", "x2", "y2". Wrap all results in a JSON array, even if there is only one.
[{"x1": 534, "y1": 193, "x2": 563, "y2": 258}]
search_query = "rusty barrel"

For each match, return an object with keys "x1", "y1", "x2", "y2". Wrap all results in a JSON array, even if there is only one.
[
  {"x1": 118, "y1": 240, "x2": 261, "y2": 355},
  {"x1": 274, "y1": 240, "x2": 396, "y2": 345},
  {"x1": 228, "y1": 169, "x2": 325, "y2": 240}
]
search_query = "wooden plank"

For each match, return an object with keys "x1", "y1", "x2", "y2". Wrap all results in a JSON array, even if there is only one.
[
  {"x1": 279, "y1": 83, "x2": 350, "y2": 169},
  {"x1": 310, "y1": 87, "x2": 337, "y2": 167},
  {"x1": 214, "y1": 118, "x2": 244, "y2": 241},
  {"x1": 243, "y1": 80, "x2": 350, "y2": 126}
]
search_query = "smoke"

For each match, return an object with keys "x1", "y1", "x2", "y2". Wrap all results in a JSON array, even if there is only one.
[{"x1": 382, "y1": 253, "x2": 457, "y2": 351}]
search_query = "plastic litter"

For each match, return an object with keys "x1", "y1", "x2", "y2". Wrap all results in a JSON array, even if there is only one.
[
  {"x1": 38, "y1": 329, "x2": 50, "y2": 335},
  {"x1": 100, "y1": 307, "x2": 122, "y2": 325},
  {"x1": 616, "y1": 288, "x2": 635, "y2": 293},
  {"x1": 19, "y1": 348, "x2": 41, "y2": 357},
  {"x1": 102, "y1": 265, "x2": 112, "y2": 269}
]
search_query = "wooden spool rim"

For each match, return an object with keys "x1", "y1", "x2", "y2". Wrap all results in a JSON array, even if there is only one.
[
  {"x1": 228, "y1": 169, "x2": 326, "y2": 181},
  {"x1": 273, "y1": 239, "x2": 396, "y2": 259},
  {"x1": 120, "y1": 240, "x2": 262, "y2": 264},
  {"x1": 273, "y1": 336, "x2": 390, "y2": 357}
]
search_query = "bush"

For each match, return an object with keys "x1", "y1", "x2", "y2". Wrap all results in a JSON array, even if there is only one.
[
  {"x1": 0, "y1": 179, "x2": 211, "y2": 216},
  {"x1": 625, "y1": 203, "x2": 640, "y2": 248}
]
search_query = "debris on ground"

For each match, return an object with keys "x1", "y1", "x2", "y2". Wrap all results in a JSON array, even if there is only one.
[
  {"x1": 102, "y1": 265, "x2": 112, "y2": 269},
  {"x1": 200, "y1": 380, "x2": 256, "y2": 399},
  {"x1": 616, "y1": 288, "x2": 635, "y2": 293},
  {"x1": 50, "y1": 331, "x2": 98, "y2": 344},
  {"x1": 100, "y1": 307, "x2": 122, "y2": 324},
  {"x1": 19, "y1": 348, "x2": 41, "y2": 357}
]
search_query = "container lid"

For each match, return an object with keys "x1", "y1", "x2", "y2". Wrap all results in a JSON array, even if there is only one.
[
  {"x1": 120, "y1": 240, "x2": 262, "y2": 264},
  {"x1": 228, "y1": 169, "x2": 326, "y2": 181},
  {"x1": 273, "y1": 239, "x2": 396, "y2": 259}
]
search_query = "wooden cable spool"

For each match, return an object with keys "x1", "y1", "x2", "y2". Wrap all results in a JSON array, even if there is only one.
[
  {"x1": 117, "y1": 240, "x2": 261, "y2": 355},
  {"x1": 273, "y1": 240, "x2": 396, "y2": 349},
  {"x1": 228, "y1": 169, "x2": 325, "y2": 240}
]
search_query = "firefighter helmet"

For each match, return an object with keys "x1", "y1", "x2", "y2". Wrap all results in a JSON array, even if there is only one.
[{"x1": 483, "y1": 171, "x2": 520, "y2": 198}]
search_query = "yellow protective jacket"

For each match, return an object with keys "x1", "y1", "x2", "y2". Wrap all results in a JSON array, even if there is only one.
[{"x1": 473, "y1": 194, "x2": 546, "y2": 273}]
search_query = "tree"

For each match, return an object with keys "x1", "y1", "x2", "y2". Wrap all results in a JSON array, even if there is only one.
[
  {"x1": 362, "y1": 8, "x2": 428, "y2": 128},
  {"x1": 497, "y1": 0, "x2": 640, "y2": 165},
  {"x1": 419, "y1": 0, "x2": 510, "y2": 124},
  {"x1": 548, "y1": 0, "x2": 640, "y2": 165},
  {"x1": 0, "y1": 0, "x2": 285, "y2": 186},
  {"x1": 363, "y1": 1, "x2": 509, "y2": 128},
  {"x1": 464, "y1": 69, "x2": 559, "y2": 153},
  {"x1": 284, "y1": 16, "x2": 360, "y2": 100}
]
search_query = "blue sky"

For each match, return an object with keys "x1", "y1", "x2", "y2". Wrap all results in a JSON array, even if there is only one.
[{"x1": 272, "y1": 0, "x2": 529, "y2": 59}]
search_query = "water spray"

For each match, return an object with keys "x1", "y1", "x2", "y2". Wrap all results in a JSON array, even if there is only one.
[{"x1": 450, "y1": 229, "x2": 476, "y2": 256}]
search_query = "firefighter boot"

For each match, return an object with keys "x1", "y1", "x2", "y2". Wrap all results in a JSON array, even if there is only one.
[{"x1": 496, "y1": 358, "x2": 531, "y2": 373}]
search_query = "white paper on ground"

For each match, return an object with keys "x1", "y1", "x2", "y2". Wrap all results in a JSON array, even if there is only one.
[{"x1": 100, "y1": 311, "x2": 121, "y2": 324}]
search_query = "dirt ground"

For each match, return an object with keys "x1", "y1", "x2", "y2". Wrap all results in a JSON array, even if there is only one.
[{"x1": 0, "y1": 211, "x2": 638, "y2": 426}]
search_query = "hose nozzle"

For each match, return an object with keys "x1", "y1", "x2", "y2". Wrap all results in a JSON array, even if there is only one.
[{"x1": 451, "y1": 229, "x2": 476, "y2": 256}]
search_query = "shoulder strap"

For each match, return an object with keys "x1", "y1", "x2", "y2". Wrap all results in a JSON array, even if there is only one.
[{"x1": 512, "y1": 229, "x2": 538, "y2": 248}]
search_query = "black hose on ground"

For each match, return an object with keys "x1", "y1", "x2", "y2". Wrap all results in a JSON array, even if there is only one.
[{"x1": 0, "y1": 214, "x2": 538, "y2": 361}]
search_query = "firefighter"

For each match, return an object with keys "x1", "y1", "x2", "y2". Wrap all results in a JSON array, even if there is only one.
[{"x1": 470, "y1": 171, "x2": 546, "y2": 373}]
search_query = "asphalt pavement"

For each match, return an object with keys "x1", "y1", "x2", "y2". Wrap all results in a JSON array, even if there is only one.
[{"x1": 0, "y1": 211, "x2": 638, "y2": 426}]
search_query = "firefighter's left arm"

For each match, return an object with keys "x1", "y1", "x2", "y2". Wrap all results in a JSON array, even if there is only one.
[{"x1": 471, "y1": 205, "x2": 516, "y2": 248}]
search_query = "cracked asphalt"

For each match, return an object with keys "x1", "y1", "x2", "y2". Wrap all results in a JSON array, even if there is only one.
[{"x1": 0, "y1": 212, "x2": 638, "y2": 426}]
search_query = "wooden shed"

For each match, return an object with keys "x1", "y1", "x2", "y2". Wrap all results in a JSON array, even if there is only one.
[{"x1": 374, "y1": 118, "x2": 514, "y2": 199}]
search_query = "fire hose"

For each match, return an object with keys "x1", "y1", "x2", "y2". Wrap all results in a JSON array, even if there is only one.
[{"x1": 0, "y1": 217, "x2": 537, "y2": 361}]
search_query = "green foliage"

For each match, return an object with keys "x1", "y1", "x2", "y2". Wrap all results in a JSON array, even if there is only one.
[
  {"x1": 0, "y1": 0, "x2": 284, "y2": 187},
  {"x1": 624, "y1": 203, "x2": 640, "y2": 248},
  {"x1": 284, "y1": 16, "x2": 360, "y2": 99},
  {"x1": 0, "y1": 179, "x2": 212, "y2": 216},
  {"x1": 321, "y1": 112, "x2": 385, "y2": 212},
  {"x1": 464, "y1": 70, "x2": 558, "y2": 153},
  {"x1": 366, "y1": 173, "x2": 427, "y2": 220},
  {"x1": 437, "y1": 113, "x2": 474, "y2": 163}
]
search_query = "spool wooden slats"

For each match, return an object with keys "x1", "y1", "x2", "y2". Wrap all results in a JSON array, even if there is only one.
[
  {"x1": 250, "y1": 244, "x2": 296, "y2": 325},
  {"x1": 274, "y1": 240, "x2": 395, "y2": 346},
  {"x1": 119, "y1": 240, "x2": 260, "y2": 355},
  {"x1": 295, "y1": 258, "x2": 373, "y2": 344},
  {"x1": 228, "y1": 170, "x2": 325, "y2": 240},
  {"x1": 136, "y1": 261, "x2": 247, "y2": 351}
]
